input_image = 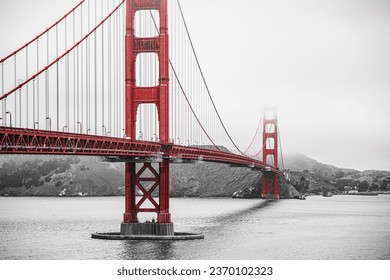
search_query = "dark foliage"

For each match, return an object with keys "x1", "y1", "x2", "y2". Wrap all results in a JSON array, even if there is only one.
[{"x1": 0, "y1": 158, "x2": 74, "y2": 190}]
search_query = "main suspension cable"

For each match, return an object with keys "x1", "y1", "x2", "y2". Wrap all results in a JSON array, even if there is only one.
[
  {"x1": 243, "y1": 114, "x2": 263, "y2": 154},
  {"x1": 176, "y1": 0, "x2": 245, "y2": 155},
  {"x1": 0, "y1": 0, "x2": 125, "y2": 102},
  {"x1": 278, "y1": 119, "x2": 285, "y2": 170},
  {"x1": 149, "y1": 10, "x2": 220, "y2": 150},
  {"x1": 0, "y1": 0, "x2": 86, "y2": 64}
]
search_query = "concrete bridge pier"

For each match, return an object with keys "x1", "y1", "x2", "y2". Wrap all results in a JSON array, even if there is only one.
[{"x1": 120, "y1": 222, "x2": 174, "y2": 236}]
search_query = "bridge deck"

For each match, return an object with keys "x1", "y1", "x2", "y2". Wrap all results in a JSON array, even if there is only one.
[{"x1": 0, "y1": 126, "x2": 280, "y2": 174}]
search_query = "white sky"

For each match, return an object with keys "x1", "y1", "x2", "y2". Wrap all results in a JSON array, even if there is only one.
[{"x1": 0, "y1": 0, "x2": 389, "y2": 171}]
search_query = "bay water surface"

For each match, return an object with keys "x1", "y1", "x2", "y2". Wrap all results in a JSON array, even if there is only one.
[{"x1": 0, "y1": 195, "x2": 389, "y2": 259}]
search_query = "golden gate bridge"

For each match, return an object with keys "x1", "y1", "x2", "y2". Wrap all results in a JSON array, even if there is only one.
[{"x1": 0, "y1": 0, "x2": 284, "y2": 239}]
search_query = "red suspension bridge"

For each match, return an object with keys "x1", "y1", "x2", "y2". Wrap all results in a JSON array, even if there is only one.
[{"x1": 0, "y1": 0, "x2": 284, "y2": 237}]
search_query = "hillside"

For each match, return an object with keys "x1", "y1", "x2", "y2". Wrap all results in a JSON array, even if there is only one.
[
  {"x1": 283, "y1": 153, "x2": 359, "y2": 178},
  {"x1": 0, "y1": 154, "x2": 389, "y2": 197},
  {"x1": 283, "y1": 153, "x2": 390, "y2": 193},
  {"x1": 0, "y1": 155, "x2": 299, "y2": 198},
  {"x1": 0, "y1": 156, "x2": 125, "y2": 196}
]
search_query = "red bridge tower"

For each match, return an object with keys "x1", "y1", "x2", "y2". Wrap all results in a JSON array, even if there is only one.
[
  {"x1": 122, "y1": 0, "x2": 173, "y2": 236},
  {"x1": 262, "y1": 109, "x2": 280, "y2": 199}
]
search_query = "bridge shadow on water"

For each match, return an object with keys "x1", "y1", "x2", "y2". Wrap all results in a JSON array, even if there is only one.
[
  {"x1": 118, "y1": 199, "x2": 278, "y2": 260},
  {"x1": 209, "y1": 199, "x2": 276, "y2": 224}
]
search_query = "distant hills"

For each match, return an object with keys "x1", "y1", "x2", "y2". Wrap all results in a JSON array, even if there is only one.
[
  {"x1": 0, "y1": 156, "x2": 124, "y2": 197},
  {"x1": 283, "y1": 153, "x2": 390, "y2": 194},
  {"x1": 0, "y1": 153, "x2": 389, "y2": 197}
]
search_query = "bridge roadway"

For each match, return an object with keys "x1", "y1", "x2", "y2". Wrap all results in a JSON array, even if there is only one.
[{"x1": 0, "y1": 126, "x2": 281, "y2": 174}]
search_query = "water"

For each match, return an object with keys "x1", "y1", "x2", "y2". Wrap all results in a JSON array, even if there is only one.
[{"x1": 0, "y1": 195, "x2": 389, "y2": 259}]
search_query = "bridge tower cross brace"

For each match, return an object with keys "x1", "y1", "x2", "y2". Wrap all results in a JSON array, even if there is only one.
[
  {"x1": 123, "y1": 0, "x2": 172, "y2": 230},
  {"x1": 262, "y1": 110, "x2": 280, "y2": 199}
]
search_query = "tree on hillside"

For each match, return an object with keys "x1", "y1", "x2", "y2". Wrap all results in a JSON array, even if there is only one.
[
  {"x1": 291, "y1": 176, "x2": 310, "y2": 193},
  {"x1": 299, "y1": 176, "x2": 310, "y2": 192},
  {"x1": 370, "y1": 183, "x2": 379, "y2": 191},
  {"x1": 380, "y1": 179, "x2": 390, "y2": 190},
  {"x1": 358, "y1": 181, "x2": 369, "y2": 192},
  {"x1": 335, "y1": 171, "x2": 345, "y2": 178},
  {"x1": 351, "y1": 180, "x2": 360, "y2": 187},
  {"x1": 334, "y1": 178, "x2": 353, "y2": 189}
]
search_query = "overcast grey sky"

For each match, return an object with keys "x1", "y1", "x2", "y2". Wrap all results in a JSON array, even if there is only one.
[{"x1": 1, "y1": 0, "x2": 389, "y2": 171}]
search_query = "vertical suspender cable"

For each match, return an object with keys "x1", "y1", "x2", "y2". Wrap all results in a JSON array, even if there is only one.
[
  {"x1": 121, "y1": 4, "x2": 124, "y2": 137},
  {"x1": 101, "y1": 0, "x2": 105, "y2": 135},
  {"x1": 117, "y1": 0, "x2": 119, "y2": 137},
  {"x1": 120, "y1": 6, "x2": 123, "y2": 137},
  {"x1": 154, "y1": 11, "x2": 157, "y2": 139},
  {"x1": 151, "y1": 13, "x2": 154, "y2": 140},
  {"x1": 120, "y1": 4, "x2": 124, "y2": 137},
  {"x1": 112, "y1": 6, "x2": 118, "y2": 136},
  {"x1": 187, "y1": 25, "x2": 190, "y2": 144},
  {"x1": 19, "y1": 80, "x2": 21, "y2": 127},
  {"x1": 65, "y1": 17, "x2": 69, "y2": 131},
  {"x1": 86, "y1": 0, "x2": 90, "y2": 134},
  {"x1": 1, "y1": 62, "x2": 3, "y2": 125},
  {"x1": 87, "y1": 0, "x2": 90, "y2": 134},
  {"x1": 112, "y1": 2, "x2": 116, "y2": 137},
  {"x1": 108, "y1": 0, "x2": 111, "y2": 135},
  {"x1": 119, "y1": 1, "x2": 122, "y2": 137},
  {"x1": 94, "y1": 0, "x2": 97, "y2": 135},
  {"x1": 187, "y1": 22, "x2": 190, "y2": 144},
  {"x1": 113, "y1": 0, "x2": 116, "y2": 137},
  {"x1": 176, "y1": 0, "x2": 244, "y2": 154},
  {"x1": 145, "y1": 13, "x2": 149, "y2": 140},
  {"x1": 184, "y1": 19, "x2": 187, "y2": 143},
  {"x1": 175, "y1": 4, "x2": 178, "y2": 143},
  {"x1": 81, "y1": 4, "x2": 84, "y2": 133},
  {"x1": 278, "y1": 120, "x2": 285, "y2": 170},
  {"x1": 117, "y1": 6, "x2": 120, "y2": 137},
  {"x1": 180, "y1": 10, "x2": 183, "y2": 144},
  {"x1": 140, "y1": 12, "x2": 143, "y2": 139},
  {"x1": 26, "y1": 47, "x2": 29, "y2": 128},
  {"x1": 73, "y1": 10, "x2": 76, "y2": 132},
  {"x1": 14, "y1": 55, "x2": 17, "y2": 127},
  {"x1": 32, "y1": 43, "x2": 36, "y2": 128},
  {"x1": 46, "y1": 32, "x2": 49, "y2": 129},
  {"x1": 36, "y1": 39, "x2": 40, "y2": 128},
  {"x1": 77, "y1": 45, "x2": 80, "y2": 132},
  {"x1": 138, "y1": 12, "x2": 142, "y2": 139},
  {"x1": 56, "y1": 24, "x2": 59, "y2": 130}
]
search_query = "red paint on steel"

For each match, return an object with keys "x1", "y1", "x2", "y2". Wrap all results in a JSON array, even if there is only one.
[
  {"x1": 0, "y1": 126, "x2": 282, "y2": 173},
  {"x1": 124, "y1": 162, "x2": 137, "y2": 223},
  {"x1": 0, "y1": 0, "x2": 126, "y2": 102},
  {"x1": 0, "y1": 1, "x2": 86, "y2": 64},
  {"x1": 0, "y1": 126, "x2": 163, "y2": 156},
  {"x1": 124, "y1": 0, "x2": 171, "y2": 224},
  {"x1": 261, "y1": 109, "x2": 280, "y2": 199}
]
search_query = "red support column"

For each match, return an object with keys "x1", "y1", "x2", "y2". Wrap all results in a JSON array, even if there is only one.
[
  {"x1": 262, "y1": 109, "x2": 280, "y2": 199},
  {"x1": 158, "y1": 0, "x2": 170, "y2": 143},
  {"x1": 124, "y1": 162, "x2": 137, "y2": 223},
  {"x1": 158, "y1": 159, "x2": 171, "y2": 223},
  {"x1": 123, "y1": 0, "x2": 172, "y2": 234},
  {"x1": 125, "y1": 0, "x2": 136, "y2": 141},
  {"x1": 157, "y1": 0, "x2": 171, "y2": 225},
  {"x1": 274, "y1": 175, "x2": 280, "y2": 199},
  {"x1": 262, "y1": 174, "x2": 267, "y2": 198}
]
